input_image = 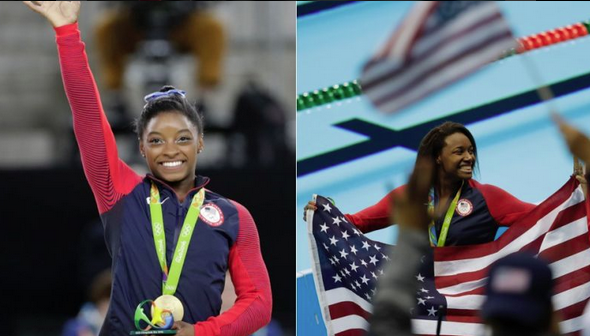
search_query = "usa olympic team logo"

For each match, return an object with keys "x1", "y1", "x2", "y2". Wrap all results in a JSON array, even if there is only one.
[
  {"x1": 456, "y1": 199, "x2": 473, "y2": 217},
  {"x1": 199, "y1": 203, "x2": 224, "y2": 227}
]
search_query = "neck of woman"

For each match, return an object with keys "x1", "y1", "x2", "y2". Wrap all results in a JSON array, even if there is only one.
[
  {"x1": 169, "y1": 177, "x2": 195, "y2": 203},
  {"x1": 436, "y1": 175, "x2": 462, "y2": 200}
]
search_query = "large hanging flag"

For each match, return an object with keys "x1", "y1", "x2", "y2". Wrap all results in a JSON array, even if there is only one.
[
  {"x1": 361, "y1": 1, "x2": 516, "y2": 114},
  {"x1": 307, "y1": 177, "x2": 590, "y2": 335}
]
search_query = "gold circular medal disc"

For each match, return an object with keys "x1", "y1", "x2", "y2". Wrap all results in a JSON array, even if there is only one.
[{"x1": 154, "y1": 295, "x2": 184, "y2": 321}]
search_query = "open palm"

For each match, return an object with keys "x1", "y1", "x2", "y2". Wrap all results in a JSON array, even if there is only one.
[{"x1": 23, "y1": 1, "x2": 80, "y2": 28}]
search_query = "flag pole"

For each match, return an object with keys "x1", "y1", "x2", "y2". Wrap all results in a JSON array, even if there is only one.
[
  {"x1": 436, "y1": 304, "x2": 444, "y2": 336},
  {"x1": 517, "y1": 49, "x2": 584, "y2": 176}
]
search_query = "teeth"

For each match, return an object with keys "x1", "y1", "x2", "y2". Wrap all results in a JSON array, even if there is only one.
[{"x1": 162, "y1": 161, "x2": 183, "y2": 167}]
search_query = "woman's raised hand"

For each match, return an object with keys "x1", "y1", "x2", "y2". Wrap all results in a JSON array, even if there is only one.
[
  {"x1": 23, "y1": 1, "x2": 80, "y2": 28},
  {"x1": 553, "y1": 113, "x2": 590, "y2": 197},
  {"x1": 303, "y1": 201, "x2": 317, "y2": 221}
]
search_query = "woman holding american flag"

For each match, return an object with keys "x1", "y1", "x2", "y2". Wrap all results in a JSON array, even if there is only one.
[{"x1": 304, "y1": 120, "x2": 587, "y2": 248}]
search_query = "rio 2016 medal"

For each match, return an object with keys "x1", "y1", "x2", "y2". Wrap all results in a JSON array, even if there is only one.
[
  {"x1": 131, "y1": 185, "x2": 204, "y2": 335},
  {"x1": 154, "y1": 295, "x2": 184, "y2": 321},
  {"x1": 130, "y1": 299, "x2": 177, "y2": 335}
]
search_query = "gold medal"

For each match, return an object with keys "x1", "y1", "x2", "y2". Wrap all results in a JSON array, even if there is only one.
[{"x1": 153, "y1": 295, "x2": 184, "y2": 321}]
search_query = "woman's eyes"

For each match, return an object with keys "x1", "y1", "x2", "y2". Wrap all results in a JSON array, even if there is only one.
[{"x1": 148, "y1": 137, "x2": 192, "y2": 144}]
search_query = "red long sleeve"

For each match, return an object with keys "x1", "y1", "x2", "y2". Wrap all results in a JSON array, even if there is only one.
[
  {"x1": 194, "y1": 201, "x2": 272, "y2": 336},
  {"x1": 345, "y1": 180, "x2": 537, "y2": 233},
  {"x1": 470, "y1": 180, "x2": 535, "y2": 226},
  {"x1": 344, "y1": 185, "x2": 406, "y2": 233},
  {"x1": 55, "y1": 23, "x2": 141, "y2": 214}
]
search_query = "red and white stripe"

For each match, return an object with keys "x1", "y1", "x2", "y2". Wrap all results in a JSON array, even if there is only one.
[
  {"x1": 361, "y1": 1, "x2": 516, "y2": 114},
  {"x1": 412, "y1": 179, "x2": 590, "y2": 336},
  {"x1": 326, "y1": 287, "x2": 372, "y2": 335},
  {"x1": 310, "y1": 179, "x2": 589, "y2": 336}
]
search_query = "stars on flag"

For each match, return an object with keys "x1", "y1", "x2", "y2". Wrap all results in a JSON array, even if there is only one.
[
  {"x1": 360, "y1": 275, "x2": 370, "y2": 285},
  {"x1": 369, "y1": 255, "x2": 379, "y2": 266},
  {"x1": 329, "y1": 236, "x2": 338, "y2": 246},
  {"x1": 339, "y1": 249, "x2": 349, "y2": 259},
  {"x1": 341, "y1": 230, "x2": 350, "y2": 240},
  {"x1": 362, "y1": 241, "x2": 371, "y2": 250},
  {"x1": 333, "y1": 216, "x2": 342, "y2": 226},
  {"x1": 427, "y1": 306, "x2": 438, "y2": 317},
  {"x1": 310, "y1": 197, "x2": 393, "y2": 307}
]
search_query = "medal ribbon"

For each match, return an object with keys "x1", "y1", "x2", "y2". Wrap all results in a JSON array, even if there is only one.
[
  {"x1": 428, "y1": 180, "x2": 464, "y2": 247},
  {"x1": 150, "y1": 182, "x2": 205, "y2": 295}
]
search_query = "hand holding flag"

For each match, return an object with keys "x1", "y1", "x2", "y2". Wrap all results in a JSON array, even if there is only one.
[{"x1": 553, "y1": 113, "x2": 589, "y2": 197}]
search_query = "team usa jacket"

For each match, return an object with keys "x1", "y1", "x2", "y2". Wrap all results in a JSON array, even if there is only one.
[
  {"x1": 55, "y1": 23, "x2": 272, "y2": 336},
  {"x1": 345, "y1": 179, "x2": 536, "y2": 246}
]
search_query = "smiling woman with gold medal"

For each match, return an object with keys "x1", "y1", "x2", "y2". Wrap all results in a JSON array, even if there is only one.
[{"x1": 23, "y1": 2, "x2": 272, "y2": 335}]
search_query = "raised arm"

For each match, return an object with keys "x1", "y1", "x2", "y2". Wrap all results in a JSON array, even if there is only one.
[
  {"x1": 554, "y1": 113, "x2": 590, "y2": 193},
  {"x1": 24, "y1": 1, "x2": 141, "y2": 214},
  {"x1": 23, "y1": 1, "x2": 80, "y2": 28},
  {"x1": 303, "y1": 186, "x2": 406, "y2": 234},
  {"x1": 344, "y1": 185, "x2": 407, "y2": 233},
  {"x1": 553, "y1": 113, "x2": 590, "y2": 166},
  {"x1": 474, "y1": 181, "x2": 535, "y2": 227}
]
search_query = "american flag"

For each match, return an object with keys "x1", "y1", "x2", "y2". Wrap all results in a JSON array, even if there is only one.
[
  {"x1": 307, "y1": 177, "x2": 590, "y2": 335},
  {"x1": 360, "y1": 1, "x2": 516, "y2": 114}
]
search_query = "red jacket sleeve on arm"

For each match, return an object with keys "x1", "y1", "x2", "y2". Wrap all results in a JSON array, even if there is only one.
[
  {"x1": 194, "y1": 201, "x2": 272, "y2": 336},
  {"x1": 344, "y1": 185, "x2": 406, "y2": 233},
  {"x1": 471, "y1": 180, "x2": 535, "y2": 227},
  {"x1": 55, "y1": 23, "x2": 141, "y2": 214}
]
